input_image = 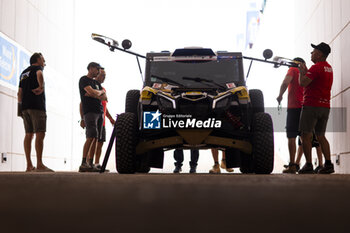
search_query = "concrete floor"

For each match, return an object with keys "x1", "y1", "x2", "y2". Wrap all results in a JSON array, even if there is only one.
[{"x1": 1, "y1": 173, "x2": 350, "y2": 233}]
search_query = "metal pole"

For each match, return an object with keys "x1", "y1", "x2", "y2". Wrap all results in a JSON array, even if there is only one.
[
  {"x1": 243, "y1": 56, "x2": 298, "y2": 68},
  {"x1": 100, "y1": 115, "x2": 118, "y2": 173},
  {"x1": 246, "y1": 60, "x2": 253, "y2": 80},
  {"x1": 136, "y1": 56, "x2": 143, "y2": 82}
]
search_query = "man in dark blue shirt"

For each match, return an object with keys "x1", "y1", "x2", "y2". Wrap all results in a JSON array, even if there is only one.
[{"x1": 17, "y1": 52, "x2": 53, "y2": 172}]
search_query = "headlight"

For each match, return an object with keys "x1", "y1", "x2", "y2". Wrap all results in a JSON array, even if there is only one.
[
  {"x1": 212, "y1": 94, "x2": 231, "y2": 109},
  {"x1": 215, "y1": 98, "x2": 229, "y2": 108},
  {"x1": 159, "y1": 97, "x2": 174, "y2": 109},
  {"x1": 142, "y1": 99, "x2": 152, "y2": 105}
]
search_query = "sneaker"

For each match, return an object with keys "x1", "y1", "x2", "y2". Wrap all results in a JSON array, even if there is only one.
[
  {"x1": 189, "y1": 166, "x2": 197, "y2": 174},
  {"x1": 314, "y1": 165, "x2": 324, "y2": 173},
  {"x1": 318, "y1": 163, "x2": 335, "y2": 174},
  {"x1": 220, "y1": 160, "x2": 234, "y2": 172},
  {"x1": 89, "y1": 164, "x2": 101, "y2": 172},
  {"x1": 298, "y1": 163, "x2": 314, "y2": 174},
  {"x1": 79, "y1": 163, "x2": 93, "y2": 172},
  {"x1": 173, "y1": 166, "x2": 182, "y2": 173},
  {"x1": 94, "y1": 164, "x2": 109, "y2": 173},
  {"x1": 284, "y1": 163, "x2": 300, "y2": 171},
  {"x1": 25, "y1": 166, "x2": 36, "y2": 172},
  {"x1": 209, "y1": 164, "x2": 221, "y2": 174},
  {"x1": 283, "y1": 163, "x2": 297, "y2": 174}
]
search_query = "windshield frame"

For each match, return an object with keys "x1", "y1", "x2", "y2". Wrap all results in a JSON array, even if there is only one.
[{"x1": 145, "y1": 52, "x2": 245, "y2": 89}]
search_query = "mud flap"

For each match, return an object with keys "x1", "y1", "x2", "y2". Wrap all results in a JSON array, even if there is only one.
[
  {"x1": 225, "y1": 148, "x2": 241, "y2": 168},
  {"x1": 148, "y1": 148, "x2": 164, "y2": 169}
]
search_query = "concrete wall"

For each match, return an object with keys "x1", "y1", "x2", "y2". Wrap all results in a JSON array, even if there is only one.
[
  {"x1": 294, "y1": 0, "x2": 350, "y2": 173},
  {"x1": 0, "y1": 0, "x2": 76, "y2": 171}
]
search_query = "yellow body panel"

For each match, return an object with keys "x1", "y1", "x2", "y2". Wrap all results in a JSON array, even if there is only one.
[
  {"x1": 141, "y1": 86, "x2": 176, "y2": 101},
  {"x1": 141, "y1": 87, "x2": 157, "y2": 100},
  {"x1": 215, "y1": 86, "x2": 249, "y2": 100}
]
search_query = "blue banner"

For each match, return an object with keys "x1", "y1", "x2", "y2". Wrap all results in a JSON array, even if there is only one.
[
  {"x1": 19, "y1": 50, "x2": 30, "y2": 77},
  {"x1": 0, "y1": 35, "x2": 18, "y2": 87}
]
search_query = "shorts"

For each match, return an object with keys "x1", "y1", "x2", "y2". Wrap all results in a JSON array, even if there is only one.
[
  {"x1": 22, "y1": 109, "x2": 47, "y2": 133},
  {"x1": 84, "y1": 112, "x2": 103, "y2": 138},
  {"x1": 299, "y1": 106, "x2": 330, "y2": 135},
  {"x1": 286, "y1": 108, "x2": 301, "y2": 138},
  {"x1": 98, "y1": 125, "x2": 106, "y2": 143}
]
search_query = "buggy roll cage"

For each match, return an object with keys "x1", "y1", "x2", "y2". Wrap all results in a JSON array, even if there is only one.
[{"x1": 91, "y1": 33, "x2": 300, "y2": 80}]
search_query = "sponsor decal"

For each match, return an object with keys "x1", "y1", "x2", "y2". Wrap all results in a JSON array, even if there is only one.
[
  {"x1": 143, "y1": 110, "x2": 162, "y2": 129},
  {"x1": 163, "y1": 116, "x2": 222, "y2": 129},
  {"x1": 152, "y1": 82, "x2": 162, "y2": 89},
  {"x1": 143, "y1": 110, "x2": 222, "y2": 129},
  {"x1": 226, "y1": 83, "x2": 236, "y2": 89}
]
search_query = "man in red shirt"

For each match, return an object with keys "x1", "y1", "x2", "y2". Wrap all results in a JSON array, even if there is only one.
[
  {"x1": 298, "y1": 42, "x2": 334, "y2": 174},
  {"x1": 277, "y1": 58, "x2": 323, "y2": 173},
  {"x1": 277, "y1": 58, "x2": 305, "y2": 173},
  {"x1": 94, "y1": 69, "x2": 115, "y2": 169}
]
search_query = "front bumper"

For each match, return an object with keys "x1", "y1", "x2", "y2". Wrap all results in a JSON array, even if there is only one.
[{"x1": 136, "y1": 129, "x2": 252, "y2": 155}]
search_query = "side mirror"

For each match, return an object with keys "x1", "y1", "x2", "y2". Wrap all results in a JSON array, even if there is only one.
[
  {"x1": 92, "y1": 33, "x2": 146, "y2": 59},
  {"x1": 91, "y1": 33, "x2": 106, "y2": 43},
  {"x1": 263, "y1": 49, "x2": 273, "y2": 60},
  {"x1": 122, "y1": 39, "x2": 132, "y2": 50}
]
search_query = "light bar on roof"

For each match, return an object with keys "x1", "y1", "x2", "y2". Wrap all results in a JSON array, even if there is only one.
[{"x1": 152, "y1": 56, "x2": 217, "y2": 62}]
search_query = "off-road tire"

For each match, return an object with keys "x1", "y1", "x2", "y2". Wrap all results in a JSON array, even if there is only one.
[
  {"x1": 249, "y1": 89, "x2": 264, "y2": 114},
  {"x1": 115, "y1": 112, "x2": 138, "y2": 174},
  {"x1": 240, "y1": 152, "x2": 254, "y2": 174},
  {"x1": 125, "y1": 90, "x2": 140, "y2": 115},
  {"x1": 136, "y1": 154, "x2": 151, "y2": 173},
  {"x1": 251, "y1": 112, "x2": 274, "y2": 174},
  {"x1": 137, "y1": 166, "x2": 151, "y2": 173}
]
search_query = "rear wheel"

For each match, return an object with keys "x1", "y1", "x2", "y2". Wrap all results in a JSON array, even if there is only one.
[
  {"x1": 125, "y1": 90, "x2": 140, "y2": 115},
  {"x1": 251, "y1": 112, "x2": 274, "y2": 174},
  {"x1": 115, "y1": 112, "x2": 138, "y2": 174},
  {"x1": 240, "y1": 152, "x2": 254, "y2": 174},
  {"x1": 249, "y1": 89, "x2": 264, "y2": 114}
]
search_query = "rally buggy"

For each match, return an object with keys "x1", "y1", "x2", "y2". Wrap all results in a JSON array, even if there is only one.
[{"x1": 91, "y1": 33, "x2": 298, "y2": 174}]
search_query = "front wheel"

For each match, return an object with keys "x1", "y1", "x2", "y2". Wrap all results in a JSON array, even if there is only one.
[
  {"x1": 115, "y1": 112, "x2": 138, "y2": 174},
  {"x1": 251, "y1": 112, "x2": 274, "y2": 174}
]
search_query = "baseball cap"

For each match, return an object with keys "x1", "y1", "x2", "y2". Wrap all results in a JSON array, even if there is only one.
[
  {"x1": 87, "y1": 62, "x2": 103, "y2": 70},
  {"x1": 293, "y1": 57, "x2": 305, "y2": 63},
  {"x1": 311, "y1": 42, "x2": 331, "y2": 56}
]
